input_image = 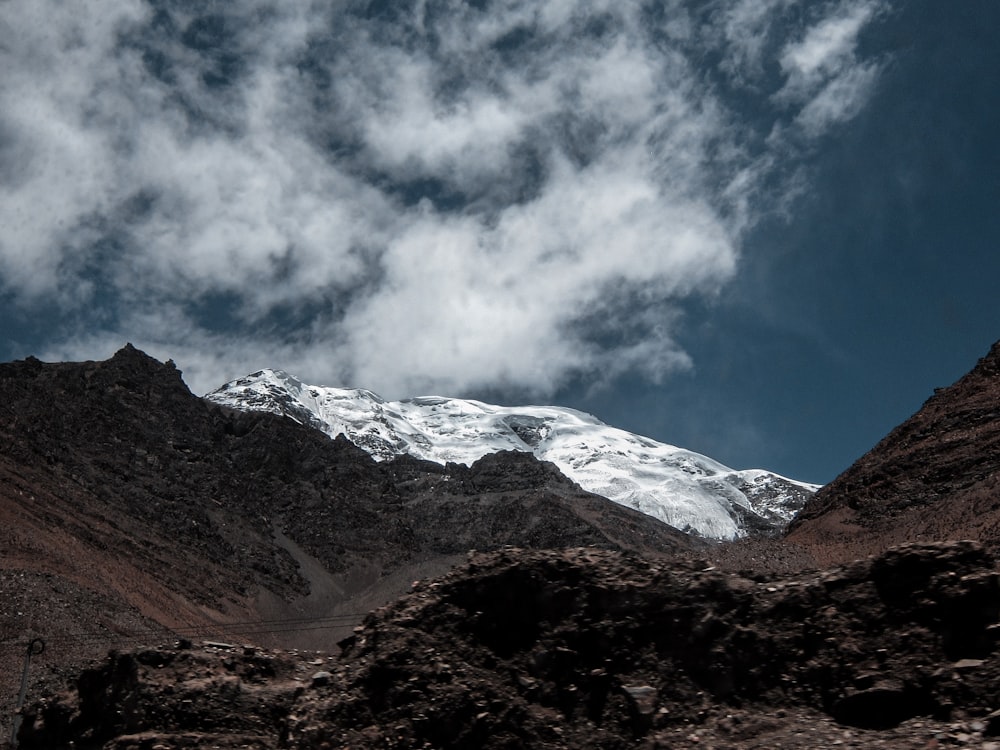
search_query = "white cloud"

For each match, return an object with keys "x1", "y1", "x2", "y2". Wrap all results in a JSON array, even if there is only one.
[
  {"x1": 0, "y1": 1, "x2": 148, "y2": 297},
  {"x1": 338, "y1": 153, "x2": 736, "y2": 396},
  {"x1": 779, "y1": 3, "x2": 876, "y2": 88},
  {"x1": 773, "y1": 1, "x2": 886, "y2": 138},
  {"x1": 713, "y1": 0, "x2": 795, "y2": 85},
  {"x1": 794, "y1": 61, "x2": 881, "y2": 137},
  {"x1": 0, "y1": 0, "x2": 887, "y2": 398}
]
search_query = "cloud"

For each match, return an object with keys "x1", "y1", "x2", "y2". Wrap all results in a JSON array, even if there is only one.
[
  {"x1": 712, "y1": 0, "x2": 796, "y2": 85},
  {"x1": 793, "y1": 61, "x2": 881, "y2": 137},
  {"x1": 0, "y1": 0, "x2": 887, "y2": 397},
  {"x1": 779, "y1": 2, "x2": 877, "y2": 91},
  {"x1": 774, "y1": 1, "x2": 887, "y2": 137}
]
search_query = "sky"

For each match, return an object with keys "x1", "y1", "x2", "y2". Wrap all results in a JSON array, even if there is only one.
[{"x1": 1, "y1": 0, "x2": 997, "y2": 485}]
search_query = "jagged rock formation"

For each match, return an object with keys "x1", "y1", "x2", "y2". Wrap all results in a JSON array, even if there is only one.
[
  {"x1": 17, "y1": 542, "x2": 1000, "y2": 749},
  {"x1": 787, "y1": 341, "x2": 1000, "y2": 564}
]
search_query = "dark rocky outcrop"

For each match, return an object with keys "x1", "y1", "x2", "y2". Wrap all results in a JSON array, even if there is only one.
[{"x1": 17, "y1": 542, "x2": 1000, "y2": 749}]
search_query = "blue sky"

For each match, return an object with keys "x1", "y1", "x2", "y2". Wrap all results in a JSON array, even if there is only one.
[{"x1": 1, "y1": 0, "x2": 997, "y2": 484}]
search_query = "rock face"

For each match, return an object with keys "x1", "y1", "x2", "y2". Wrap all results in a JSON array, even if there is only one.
[
  {"x1": 787, "y1": 340, "x2": 1000, "y2": 564},
  {"x1": 18, "y1": 542, "x2": 1000, "y2": 749},
  {"x1": 205, "y1": 370, "x2": 818, "y2": 540}
]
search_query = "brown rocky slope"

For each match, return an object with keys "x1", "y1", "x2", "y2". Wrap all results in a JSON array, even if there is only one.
[{"x1": 787, "y1": 340, "x2": 1000, "y2": 565}]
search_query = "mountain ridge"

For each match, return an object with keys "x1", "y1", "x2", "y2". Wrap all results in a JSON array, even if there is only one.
[{"x1": 205, "y1": 369, "x2": 818, "y2": 540}]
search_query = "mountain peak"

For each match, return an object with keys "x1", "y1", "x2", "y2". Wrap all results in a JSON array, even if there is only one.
[
  {"x1": 206, "y1": 370, "x2": 819, "y2": 540},
  {"x1": 111, "y1": 342, "x2": 174, "y2": 368},
  {"x1": 978, "y1": 339, "x2": 1000, "y2": 373}
]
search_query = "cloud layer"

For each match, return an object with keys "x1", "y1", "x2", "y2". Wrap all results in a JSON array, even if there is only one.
[{"x1": 0, "y1": 0, "x2": 887, "y2": 396}]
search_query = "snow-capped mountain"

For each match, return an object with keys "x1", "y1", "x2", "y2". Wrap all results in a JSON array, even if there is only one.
[{"x1": 205, "y1": 369, "x2": 819, "y2": 540}]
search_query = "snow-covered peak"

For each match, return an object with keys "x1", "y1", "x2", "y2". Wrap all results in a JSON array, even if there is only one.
[{"x1": 205, "y1": 370, "x2": 819, "y2": 540}]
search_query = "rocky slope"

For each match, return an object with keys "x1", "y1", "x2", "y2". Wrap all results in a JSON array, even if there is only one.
[
  {"x1": 205, "y1": 369, "x2": 818, "y2": 540},
  {"x1": 787, "y1": 340, "x2": 1000, "y2": 564},
  {"x1": 17, "y1": 542, "x2": 1000, "y2": 749}
]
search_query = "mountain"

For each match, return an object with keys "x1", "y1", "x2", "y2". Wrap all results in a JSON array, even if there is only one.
[
  {"x1": 11, "y1": 341, "x2": 1000, "y2": 749},
  {"x1": 786, "y1": 340, "x2": 1000, "y2": 564},
  {"x1": 205, "y1": 369, "x2": 819, "y2": 540},
  {"x1": 0, "y1": 345, "x2": 695, "y2": 742}
]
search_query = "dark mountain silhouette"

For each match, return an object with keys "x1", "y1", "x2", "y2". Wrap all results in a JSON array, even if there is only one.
[{"x1": 6, "y1": 341, "x2": 1000, "y2": 748}]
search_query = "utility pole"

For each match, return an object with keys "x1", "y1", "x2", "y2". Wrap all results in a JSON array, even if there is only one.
[{"x1": 9, "y1": 638, "x2": 44, "y2": 749}]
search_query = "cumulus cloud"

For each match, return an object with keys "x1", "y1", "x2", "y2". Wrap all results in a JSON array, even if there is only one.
[{"x1": 0, "y1": 0, "x2": 887, "y2": 397}]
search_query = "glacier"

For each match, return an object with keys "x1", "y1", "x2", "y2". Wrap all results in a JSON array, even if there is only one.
[{"x1": 205, "y1": 369, "x2": 819, "y2": 540}]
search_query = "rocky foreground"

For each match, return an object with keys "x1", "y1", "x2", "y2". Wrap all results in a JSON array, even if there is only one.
[{"x1": 18, "y1": 541, "x2": 1000, "y2": 749}]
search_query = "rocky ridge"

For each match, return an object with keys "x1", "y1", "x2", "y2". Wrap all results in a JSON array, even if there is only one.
[{"x1": 788, "y1": 340, "x2": 1000, "y2": 564}]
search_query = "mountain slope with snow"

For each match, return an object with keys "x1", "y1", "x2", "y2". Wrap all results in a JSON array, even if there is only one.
[{"x1": 205, "y1": 370, "x2": 819, "y2": 539}]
